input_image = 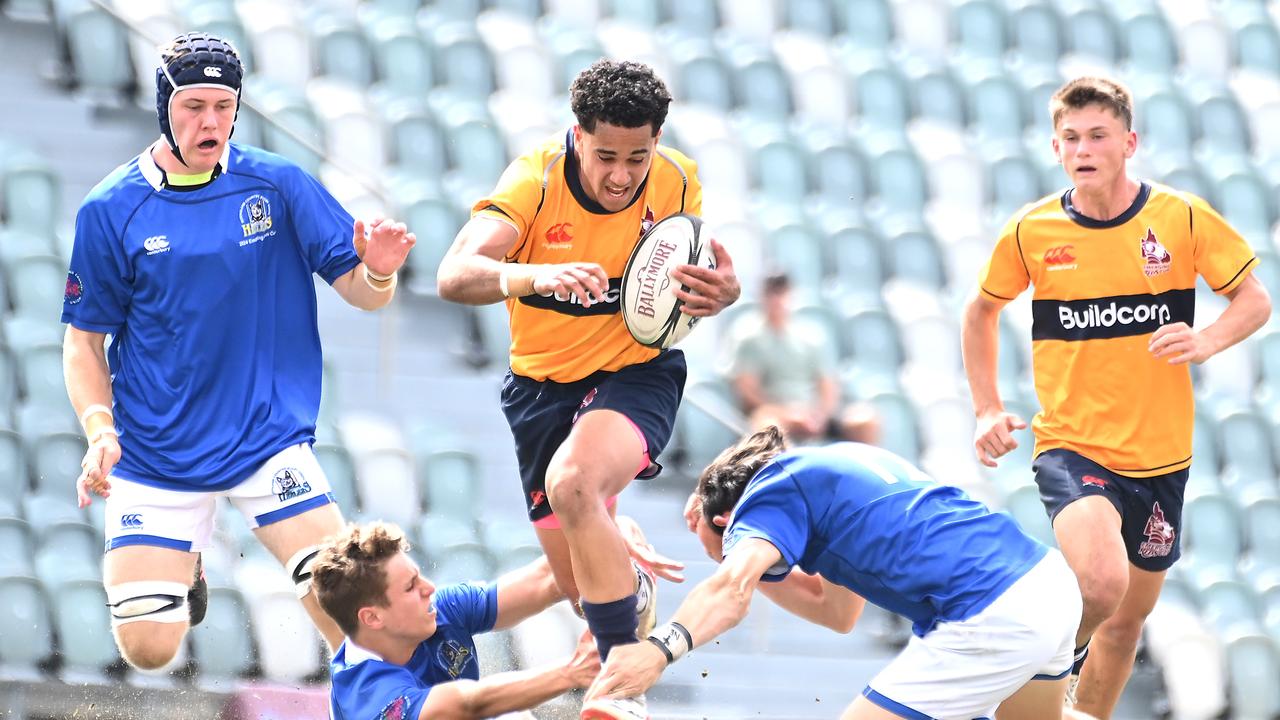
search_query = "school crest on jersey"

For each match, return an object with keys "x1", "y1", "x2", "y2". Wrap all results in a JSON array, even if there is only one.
[
  {"x1": 377, "y1": 695, "x2": 410, "y2": 720},
  {"x1": 272, "y1": 467, "x2": 312, "y2": 502},
  {"x1": 65, "y1": 271, "x2": 84, "y2": 305},
  {"x1": 639, "y1": 206, "x2": 656, "y2": 238},
  {"x1": 438, "y1": 639, "x2": 474, "y2": 679},
  {"x1": 1139, "y1": 228, "x2": 1172, "y2": 277},
  {"x1": 1138, "y1": 501, "x2": 1175, "y2": 558},
  {"x1": 238, "y1": 193, "x2": 275, "y2": 245}
]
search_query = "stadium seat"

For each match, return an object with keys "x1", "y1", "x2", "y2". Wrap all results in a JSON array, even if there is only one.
[
  {"x1": 667, "y1": 0, "x2": 719, "y2": 37},
  {"x1": 438, "y1": 103, "x2": 507, "y2": 187},
  {"x1": 1178, "y1": 17, "x2": 1233, "y2": 85},
  {"x1": 5, "y1": 254, "x2": 64, "y2": 321},
  {"x1": 909, "y1": 63, "x2": 967, "y2": 129},
  {"x1": 248, "y1": 79, "x2": 324, "y2": 175},
  {"x1": 0, "y1": 576, "x2": 54, "y2": 678},
  {"x1": 673, "y1": 384, "x2": 746, "y2": 475},
  {"x1": 669, "y1": 40, "x2": 734, "y2": 113},
  {"x1": 605, "y1": 0, "x2": 664, "y2": 27},
  {"x1": 0, "y1": 517, "x2": 35, "y2": 577},
  {"x1": 891, "y1": 0, "x2": 949, "y2": 61},
  {"x1": 844, "y1": 307, "x2": 903, "y2": 379},
  {"x1": 1121, "y1": 9, "x2": 1179, "y2": 75},
  {"x1": 17, "y1": 343, "x2": 66, "y2": 409},
  {"x1": 1243, "y1": 497, "x2": 1280, "y2": 575},
  {"x1": 53, "y1": 579, "x2": 120, "y2": 679},
  {"x1": 792, "y1": 302, "x2": 850, "y2": 363},
  {"x1": 1194, "y1": 86, "x2": 1253, "y2": 160},
  {"x1": 179, "y1": 3, "x2": 252, "y2": 69},
  {"x1": 804, "y1": 131, "x2": 870, "y2": 206},
  {"x1": 725, "y1": 44, "x2": 793, "y2": 121},
  {"x1": 419, "y1": 448, "x2": 483, "y2": 520},
  {"x1": 366, "y1": 18, "x2": 435, "y2": 97},
  {"x1": 1137, "y1": 85, "x2": 1195, "y2": 160},
  {"x1": 966, "y1": 72, "x2": 1028, "y2": 146},
  {"x1": 1062, "y1": 5, "x2": 1122, "y2": 65},
  {"x1": 62, "y1": 5, "x2": 133, "y2": 102},
  {"x1": 868, "y1": 146, "x2": 928, "y2": 221},
  {"x1": 1199, "y1": 579, "x2": 1264, "y2": 637},
  {"x1": 311, "y1": 15, "x2": 375, "y2": 87},
  {"x1": 783, "y1": 0, "x2": 836, "y2": 36},
  {"x1": 951, "y1": 0, "x2": 1008, "y2": 62},
  {"x1": 1009, "y1": 3, "x2": 1064, "y2": 69},
  {"x1": 0, "y1": 349, "x2": 15, "y2": 430},
  {"x1": 746, "y1": 131, "x2": 809, "y2": 203},
  {"x1": 355, "y1": 447, "x2": 421, "y2": 529},
  {"x1": 30, "y1": 431, "x2": 89, "y2": 499},
  {"x1": 479, "y1": 516, "x2": 540, "y2": 560},
  {"x1": 314, "y1": 442, "x2": 360, "y2": 513},
  {"x1": 827, "y1": 225, "x2": 886, "y2": 304},
  {"x1": 429, "y1": 541, "x2": 495, "y2": 584},
  {"x1": 884, "y1": 226, "x2": 946, "y2": 290},
  {"x1": 1224, "y1": 633, "x2": 1280, "y2": 718},
  {"x1": 382, "y1": 99, "x2": 448, "y2": 177},
  {"x1": 1183, "y1": 493, "x2": 1244, "y2": 576},
  {"x1": 251, "y1": 590, "x2": 321, "y2": 683},
  {"x1": 762, "y1": 223, "x2": 825, "y2": 290},
  {"x1": 839, "y1": 0, "x2": 894, "y2": 51},
  {"x1": 1002, "y1": 483, "x2": 1055, "y2": 547},
  {"x1": 189, "y1": 585, "x2": 256, "y2": 685},
  {"x1": 243, "y1": 4, "x2": 312, "y2": 89},
  {"x1": 851, "y1": 64, "x2": 912, "y2": 134},
  {"x1": 867, "y1": 391, "x2": 920, "y2": 464},
  {"x1": 1258, "y1": 328, "x2": 1280, "y2": 408},
  {"x1": 774, "y1": 34, "x2": 849, "y2": 129},
  {"x1": 1234, "y1": 14, "x2": 1280, "y2": 75},
  {"x1": 1159, "y1": 162, "x2": 1214, "y2": 206},
  {"x1": 397, "y1": 187, "x2": 465, "y2": 295},
  {"x1": 1217, "y1": 409, "x2": 1277, "y2": 502},
  {"x1": 1211, "y1": 168, "x2": 1275, "y2": 239},
  {"x1": 0, "y1": 156, "x2": 58, "y2": 235},
  {"x1": 988, "y1": 147, "x2": 1043, "y2": 219},
  {"x1": 34, "y1": 521, "x2": 99, "y2": 587},
  {"x1": 415, "y1": 511, "x2": 480, "y2": 562},
  {"x1": 427, "y1": 22, "x2": 496, "y2": 100}
]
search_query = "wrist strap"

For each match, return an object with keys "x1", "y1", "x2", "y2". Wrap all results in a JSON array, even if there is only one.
[
  {"x1": 498, "y1": 266, "x2": 536, "y2": 298},
  {"x1": 89, "y1": 428, "x2": 119, "y2": 445},
  {"x1": 647, "y1": 621, "x2": 692, "y2": 665},
  {"x1": 80, "y1": 403, "x2": 113, "y2": 429},
  {"x1": 363, "y1": 265, "x2": 397, "y2": 292}
]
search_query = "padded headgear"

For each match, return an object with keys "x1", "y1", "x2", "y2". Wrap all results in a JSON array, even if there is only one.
[{"x1": 156, "y1": 32, "x2": 244, "y2": 166}]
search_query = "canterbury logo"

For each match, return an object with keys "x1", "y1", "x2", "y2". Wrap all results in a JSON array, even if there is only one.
[
  {"x1": 120, "y1": 514, "x2": 143, "y2": 528},
  {"x1": 1044, "y1": 245, "x2": 1075, "y2": 265},
  {"x1": 143, "y1": 236, "x2": 170, "y2": 255},
  {"x1": 545, "y1": 223, "x2": 573, "y2": 246},
  {"x1": 203, "y1": 66, "x2": 222, "y2": 78}
]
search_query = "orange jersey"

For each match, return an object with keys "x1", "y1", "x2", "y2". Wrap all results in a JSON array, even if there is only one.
[
  {"x1": 473, "y1": 131, "x2": 702, "y2": 382},
  {"x1": 979, "y1": 182, "x2": 1258, "y2": 477}
]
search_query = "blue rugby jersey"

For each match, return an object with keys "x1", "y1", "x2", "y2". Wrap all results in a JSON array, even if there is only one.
[
  {"x1": 723, "y1": 443, "x2": 1049, "y2": 637},
  {"x1": 329, "y1": 582, "x2": 498, "y2": 720},
  {"x1": 62, "y1": 142, "x2": 360, "y2": 491}
]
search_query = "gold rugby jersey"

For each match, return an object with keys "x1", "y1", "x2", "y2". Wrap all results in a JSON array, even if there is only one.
[
  {"x1": 979, "y1": 182, "x2": 1257, "y2": 477},
  {"x1": 473, "y1": 130, "x2": 702, "y2": 382}
]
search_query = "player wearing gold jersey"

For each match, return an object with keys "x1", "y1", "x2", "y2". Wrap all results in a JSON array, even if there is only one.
[
  {"x1": 962, "y1": 77, "x2": 1271, "y2": 719},
  {"x1": 437, "y1": 60, "x2": 740, "y2": 720}
]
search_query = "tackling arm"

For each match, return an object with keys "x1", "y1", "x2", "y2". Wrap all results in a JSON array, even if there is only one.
[{"x1": 757, "y1": 570, "x2": 864, "y2": 633}]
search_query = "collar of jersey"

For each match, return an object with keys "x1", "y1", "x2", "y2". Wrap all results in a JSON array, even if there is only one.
[
  {"x1": 1060, "y1": 181, "x2": 1150, "y2": 229},
  {"x1": 138, "y1": 139, "x2": 231, "y2": 192},
  {"x1": 342, "y1": 638, "x2": 385, "y2": 665},
  {"x1": 564, "y1": 128, "x2": 648, "y2": 215}
]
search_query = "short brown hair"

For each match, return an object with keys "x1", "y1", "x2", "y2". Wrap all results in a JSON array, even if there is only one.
[
  {"x1": 1049, "y1": 76, "x2": 1133, "y2": 131},
  {"x1": 312, "y1": 522, "x2": 410, "y2": 637},
  {"x1": 697, "y1": 426, "x2": 789, "y2": 534}
]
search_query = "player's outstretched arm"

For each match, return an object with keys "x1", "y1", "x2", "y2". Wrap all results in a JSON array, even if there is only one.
[
  {"x1": 757, "y1": 571, "x2": 864, "y2": 633},
  {"x1": 585, "y1": 537, "x2": 781, "y2": 701},
  {"x1": 961, "y1": 292, "x2": 1026, "y2": 467},
  {"x1": 333, "y1": 218, "x2": 416, "y2": 310},
  {"x1": 63, "y1": 326, "x2": 120, "y2": 507},
  {"x1": 492, "y1": 554, "x2": 565, "y2": 630},
  {"x1": 418, "y1": 634, "x2": 599, "y2": 719}
]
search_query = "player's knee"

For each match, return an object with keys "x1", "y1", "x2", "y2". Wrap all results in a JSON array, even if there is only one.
[
  {"x1": 1076, "y1": 567, "x2": 1127, "y2": 621},
  {"x1": 545, "y1": 463, "x2": 598, "y2": 519},
  {"x1": 115, "y1": 623, "x2": 186, "y2": 670},
  {"x1": 1096, "y1": 610, "x2": 1146, "y2": 650}
]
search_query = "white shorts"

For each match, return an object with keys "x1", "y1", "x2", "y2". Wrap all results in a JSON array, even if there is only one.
[
  {"x1": 103, "y1": 443, "x2": 335, "y2": 552},
  {"x1": 864, "y1": 550, "x2": 1081, "y2": 720}
]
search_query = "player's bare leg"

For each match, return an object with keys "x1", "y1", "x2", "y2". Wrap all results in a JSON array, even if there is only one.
[
  {"x1": 1051, "y1": 496, "x2": 1129, "y2": 644},
  {"x1": 838, "y1": 695, "x2": 915, "y2": 719},
  {"x1": 255, "y1": 502, "x2": 346, "y2": 650},
  {"x1": 1073, "y1": 566, "x2": 1165, "y2": 719},
  {"x1": 997, "y1": 677, "x2": 1098, "y2": 719},
  {"x1": 104, "y1": 545, "x2": 199, "y2": 670}
]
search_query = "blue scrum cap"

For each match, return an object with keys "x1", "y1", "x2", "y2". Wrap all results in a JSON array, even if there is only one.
[{"x1": 155, "y1": 32, "x2": 244, "y2": 165}]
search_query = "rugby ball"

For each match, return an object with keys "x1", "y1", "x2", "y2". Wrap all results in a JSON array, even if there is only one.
[{"x1": 621, "y1": 213, "x2": 716, "y2": 349}]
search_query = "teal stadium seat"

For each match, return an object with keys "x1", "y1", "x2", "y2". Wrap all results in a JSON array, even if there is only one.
[
  {"x1": 1225, "y1": 633, "x2": 1280, "y2": 718},
  {"x1": 867, "y1": 391, "x2": 920, "y2": 463},
  {"x1": 189, "y1": 586, "x2": 256, "y2": 684},
  {"x1": 884, "y1": 226, "x2": 946, "y2": 290},
  {"x1": 845, "y1": 308, "x2": 903, "y2": 381},
  {"x1": 828, "y1": 225, "x2": 886, "y2": 304},
  {"x1": 909, "y1": 63, "x2": 967, "y2": 128},
  {"x1": 1010, "y1": 3, "x2": 1065, "y2": 69},
  {"x1": 1182, "y1": 493, "x2": 1244, "y2": 580},
  {"x1": 544, "y1": 24, "x2": 607, "y2": 96},
  {"x1": 1159, "y1": 163, "x2": 1214, "y2": 206},
  {"x1": 792, "y1": 302, "x2": 850, "y2": 363},
  {"x1": 398, "y1": 186, "x2": 465, "y2": 295},
  {"x1": 383, "y1": 99, "x2": 448, "y2": 176},
  {"x1": 0, "y1": 517, "x2": 35, "y2": 577},
  {"x1": 674, "y1": 381, "x2": 746, "y2": 475},
  {"x1": 1217, "y1": 409, "x2": 1277, "y2": 502},
  {"x1": 312, "y1": 15, "x2": 375, "y2": 87},
  {"x1": 1257, "y1": 328, "x2": 1280, "y2": 413},
  {"x1": 869, "y1": 146, "x2": 929, "y2": 220},
  {"x1": 852, "y1": 64, "x2": 912, "y2": 134},
  {"x1": 415, "y1": 511, "x2": 480, "y2": 562},
  {"x1": 62, "y1": 5, "x2": 133, "y2": 101},
  {"x1": 53, "y1": 579, "x2": 121, "y2": 678},
  {"x1": 1121, "y1": 9, "x2": 1179, "y2": 75},
  {"x1": 420, "y1": 448, "x2": 483, "y2": 520},
  {"x1": 0, "y1": 576, "x2": 54, "y2": 678},
  {"x1": 430, "y1": 541, "x2": 494, "y2": 584},
  {"x1": 762, "y1": 223, "x2": 825, "y2": 290},
  {"x1": 747, "y1": 130, "x2": 810, "y2": 203},
  {"x1": 606, "y1": 0, "x2": 664, "y2": 28},
  {"x1": 18, "y1": 343, "x2": 67, "y2": 408},
  {"x1": 1210, "y1": 167, "x2": 1275, "y2": 239},
  {"x1": 428, "y1": 22, "x2": 496, "y2": 99},
  {"x1": 1234, "y1": 14, "x2": 1280, "y2": 75},
  {"x1": 785, "y1": 0, "x2": 836, "y2": 37},
  {"x1": 438, "y1": 103, "x2": 508, "y2": 187},
  {"x1": 989, "y1": 148, "x2": 1043, "y2": 219},
  {"x1": 0, "y1": 154, "x2": 59, "y2": 234},
  {"x1": 6, "y1": 254, "x2": 64, "y2": 320},
  {"x1": 479, "y1": 516, "x2": 540, "y2": 560},
  {"x1": 667, "y1": 0, "x2": 719, "y2": 37},
  {"x1": 179, "y1": 2, "x2": 252, "y2": 69},
  {"x1": 1243, "y1": 497, "x2": 1280, "y2": 576},
  {"x1": 34, "y1": 521, "x2": 99, "y2": 587},
  {"x1": 490, "y1": 0, "x2": 542, "y2": 20},
  {"x1": 366, "y1": 18, "x2": 435, "y2": 98},
  {"x1": 1200, "y1": 579, "x2": 1264, "y2": 637},
  {"x1": 967, "y1": 72, "x2": 1028, "y2": 145},
  {"x1": 1003, "y1": 483, "x2": 1056, "y2": 547},
  {"x1": 314, "y1": 442, "x2": 360, "y2": 513},
  {"x1": 1137, "y1": 86, "x2": 1195, "y2": 160},
  {"x1": 803, "y1": 131, "x2": 870, "y2": 205},
  {"x1": 31, "y1": 431, "x2": 86, "y2": 498},
  {"x1": 1062, "y1": 5, "x2": 1122, "y2": 65},
  {"x1": 0, "y1": 350, "x2": 16, "y2": 432},
  {"x1": 726, "y1": 44, "x2": 793, "y2": 121},
  {"x1": 670, "y1": 40, "x2": 735, "y2": 112},
  {"x1": 952, "y1": 0, "x2": 1009, "y2": 62},
  {"x1": 839, "y1": 0, "x2": 895, "y2": 51},
  {"x1": 248, "y1": 79, "x2": 324, "y2": 175},
  {"x1": 1194, "y1": 86, "x2": 1252, "y2": 159}
]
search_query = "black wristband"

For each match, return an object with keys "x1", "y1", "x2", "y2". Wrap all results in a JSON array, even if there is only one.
[{"x1": 646, "y1": 636, "x2": 674, "y2": 664}]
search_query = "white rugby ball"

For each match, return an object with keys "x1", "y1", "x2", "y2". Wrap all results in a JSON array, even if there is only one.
[{"x1": 621, "y1": 213, "x2": 716, "y2": 349}]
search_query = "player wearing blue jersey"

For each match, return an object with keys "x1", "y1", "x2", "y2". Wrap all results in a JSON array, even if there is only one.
[
  {"x1": 61, "y1": 33, "x2": 415, "y2": 670},
  {"x1": 586, "y1": 428, "x2": 1095, "y2": 720},
  {"x1": 314, "y1": 521, "x2": 600, "y2": 719}
]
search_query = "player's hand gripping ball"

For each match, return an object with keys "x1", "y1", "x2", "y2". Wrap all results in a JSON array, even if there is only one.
[{"x1": 620, "y1": 213, "x2": 716, "y2": 349}]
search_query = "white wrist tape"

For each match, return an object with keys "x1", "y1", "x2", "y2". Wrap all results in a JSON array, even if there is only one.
[
  {"x1": 80, "y1": 403, "x2": 113, "y2": 428},
  {"x1": 363, "y1": 264, "x2": 397, "y2": 292},
  {"x1": 499, "y1": 267, "x2": 511, "y2": 298},
  {"x1": 89, "y1": 428, "x2": 119, "y2": 444},
  {"x1": 647, "y1": 621, "x2": 692, "y2": 664}
]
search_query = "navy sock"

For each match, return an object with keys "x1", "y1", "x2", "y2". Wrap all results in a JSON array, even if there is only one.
[
  {"x1": 580, "y1": 595, "x2": 639, "y2": 662},
  {"x1": 1072, "y1": 640, "x2": 1091, "y2": 676}
]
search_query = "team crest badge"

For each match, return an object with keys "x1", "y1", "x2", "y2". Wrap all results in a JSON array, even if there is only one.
[
  {"x1": 272, "y1": 468, "x2": 312, "y2": 502},
  {"x1": 238, "y1": 194, "x2": 274, "y2": 240},
  {"x1": 1139, "y1": 228, "x2": 1172, "y2": 277},
  {"x1": 65, "y1": 271, "x2": 84, "y2": 305},
  {"x1": 378, "y1": 695, "x2": 410, "y2": 720},
  {"x1": 439, "y1": 640, "x2": 474, "y2": 678},
  {"x1": 639, "y1": 207, "x2": 656, "y2": 238},
  {"x1": 1138, "y1": 501, "x2": 1175, "y2": 558}
]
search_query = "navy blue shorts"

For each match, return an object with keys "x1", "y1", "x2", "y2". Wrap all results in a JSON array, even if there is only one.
[
  {"x1": 1032, "y1": 449, "x2": 1189, "y2": 572},
  {"x1": 500, "y1": 350, "x2": 687, "y2": 522}
]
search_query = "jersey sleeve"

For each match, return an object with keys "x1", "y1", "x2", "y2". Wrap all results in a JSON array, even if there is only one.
[
  {"x1": 682, "y1": 156, "x2": 703, "y2": 217},
  {"x1": 62, "y1": 200, "x2": 132, "y2": 333},
  {"x1": 330, "y1": 661, "x2": 431, "y2": 720},
  {"x1": 978, "y1": 214, "x2": 1031, "y2": 302},
  {"x1": 282, "y1": 164, "x2": 360, "y2": 285},
  {"x1": 722, "y1": 463, "x2": 810, "y2": 582},
  {"x1": 471, "y1": 150, "x2": 547, "y2": 251},
  {"x1": 434, "y1": 582, "x2": 499, "y2": 635},
  {"x1": 1186, "y1": 193, "x2": 1259, "y2": 294}
]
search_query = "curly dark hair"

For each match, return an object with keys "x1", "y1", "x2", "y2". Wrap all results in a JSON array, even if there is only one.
[
  {"x1": 697, "y1": 426, "x2": 789, "y2": 535},
  {"x1": 569, "y1": 59, "x2": 672, "y2": 136},
  {"x1": 312, "y1": 521, "x2": 410, "y2": 637}
]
